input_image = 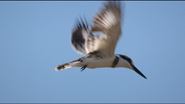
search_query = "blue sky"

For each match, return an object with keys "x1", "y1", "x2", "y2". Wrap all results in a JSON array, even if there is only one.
[{"x1": 0, "y1": 1, "x2": 185, "y2": 103}]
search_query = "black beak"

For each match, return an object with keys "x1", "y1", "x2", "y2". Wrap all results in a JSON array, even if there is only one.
[{"x1": 130, "y1": 64, "x2": 147, "y2": 79}]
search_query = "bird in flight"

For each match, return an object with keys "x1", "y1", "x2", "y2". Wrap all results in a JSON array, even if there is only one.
[{"x1": 55, "y1": 1, "x2": 147, "y2": 79}]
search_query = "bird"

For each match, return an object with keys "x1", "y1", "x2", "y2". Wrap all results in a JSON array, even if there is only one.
[{"x1": 55, "y1": 1, "x2": 147, "y2": 79}]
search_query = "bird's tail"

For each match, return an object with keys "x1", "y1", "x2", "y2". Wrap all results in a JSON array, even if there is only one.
[
  {"x1": 55, "y1": 58, "x2": 83, "y2": 71},
  {"x1": 55, "y1": 63, "x2": 72, "y2": 71}
]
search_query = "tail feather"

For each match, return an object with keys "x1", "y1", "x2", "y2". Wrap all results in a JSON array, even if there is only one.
[
  {"x1": 55, "y1": 58, "x2": 84, "y2": 71},
  {"x1": 55, "y1": 63, "x2": 72, "y2": 71}
]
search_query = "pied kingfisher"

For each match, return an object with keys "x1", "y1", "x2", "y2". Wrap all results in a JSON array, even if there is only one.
[{"x1": 55, "y1": 1, "x2": 147, "y2": 79}]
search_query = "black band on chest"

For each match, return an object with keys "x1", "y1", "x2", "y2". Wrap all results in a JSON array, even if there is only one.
[{"x1": 112, "y1": 56, "x2": 119, "y2": 68}]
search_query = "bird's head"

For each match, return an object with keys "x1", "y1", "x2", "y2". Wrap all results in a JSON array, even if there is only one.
[{"x1": 116, "y1": 54, "x2": 147, "y2": 79}]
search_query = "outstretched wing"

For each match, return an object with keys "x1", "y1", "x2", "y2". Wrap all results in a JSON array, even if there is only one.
[
  {"x1": 71, "y1": 1, "x2": 122, "y2": 57},
  {"x1": 91, "y1": 1, "x2": 122, "y2": 57}
]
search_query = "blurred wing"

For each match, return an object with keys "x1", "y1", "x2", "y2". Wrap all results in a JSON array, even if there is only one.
[
  {"x1": 71, "y1": 18, "x2": 108, "y2": 57},
  {"x1": 71, "y1": 1, "x2": 122, "y2": 57},
  {"x1": 91, "y1": 1, "x2": 122, "y2": 57},
  {"x1": 71, "y1": 18, "x2": 91, "y2": 55}
]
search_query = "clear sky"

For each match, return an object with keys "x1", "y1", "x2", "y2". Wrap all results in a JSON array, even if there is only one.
[{"x1": 0, "y1": 1, "x2": 185, "y2": 103}]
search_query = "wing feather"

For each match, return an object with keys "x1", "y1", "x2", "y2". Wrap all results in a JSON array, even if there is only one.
[
  {"x1": 90, "y1": 1, "x2": 122, "y2": 57},
  {"x1": 71, "y1": 1, "x2": 122, "y2": 57},
  {"x1": 71, "y1": 18, "x2": 90, "y2": 55}
]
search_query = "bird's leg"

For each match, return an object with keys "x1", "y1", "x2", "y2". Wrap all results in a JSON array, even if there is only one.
[{"x1": 81, "y1": 65, "x2": 87, "y2": 72}]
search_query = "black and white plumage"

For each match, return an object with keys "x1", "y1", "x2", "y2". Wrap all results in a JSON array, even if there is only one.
[{"x1": 56, "y1": 1, "x2": 147, "y2": 79}]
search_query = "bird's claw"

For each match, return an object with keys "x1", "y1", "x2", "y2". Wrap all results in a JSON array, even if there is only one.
[{"x1": 81, "y1": 65, "x2": 87, "y2": 72}]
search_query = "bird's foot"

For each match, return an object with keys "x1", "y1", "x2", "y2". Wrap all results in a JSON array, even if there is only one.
[{"x1": 81, "y1": 65, "x2": 87, "y2": 72}]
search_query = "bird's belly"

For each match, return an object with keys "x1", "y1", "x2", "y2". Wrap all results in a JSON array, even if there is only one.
[{"x1": 84, "y1": 58, "x2": 114, "y2": 69}]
